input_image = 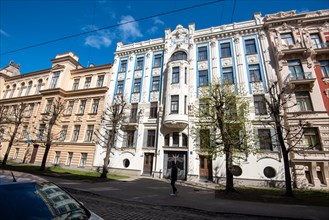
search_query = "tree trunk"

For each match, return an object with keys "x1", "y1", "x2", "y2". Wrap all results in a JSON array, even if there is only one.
[
  {"x1": 100, "y1": 129, "x2": 116, "y2": 178},
  {"x1": 40, "y1": 143, "x2": 50, "y2": 171},
  {"x1": 2, "y1": 124, "x2": 19, "y2": 165},
  {"x1": 276, "y1": 125, "x2": 293, "y2": 197},
  {"x1": 225, "y1": 148, "x2": 235, "y2": 192}
]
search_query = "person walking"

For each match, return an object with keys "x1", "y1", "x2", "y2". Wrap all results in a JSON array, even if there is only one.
[{"x1": 170, "y1": 160, "x2": 178, "y2": 196}]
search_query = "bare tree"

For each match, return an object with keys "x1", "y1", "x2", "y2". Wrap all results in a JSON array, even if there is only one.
[
  {"x1": 2, "y1": 102, "x2": 27, "y2": 165},
  {"x1": 264, "y1": 81, "x2": 306, "y2": 197},
  {"x1": 39, "y1": 97, "x2": 65, "y2": 171},
  {"x1": 193, "y1": 84, "x2": 253, "y2": 192},
  {"x1": 94, "y1": 95, "x2": 127, "y2": 178}
]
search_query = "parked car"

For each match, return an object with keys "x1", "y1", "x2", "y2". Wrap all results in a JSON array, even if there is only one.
[{"x1": 0, "y1": 169, "x2": 103, "y2": 220}]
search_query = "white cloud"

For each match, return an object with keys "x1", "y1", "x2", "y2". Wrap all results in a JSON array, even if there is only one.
[
  {"x1": 118, "y1": 15, "x2": 143, "y2": 42},
  {"x1": 147, "y1": 17, "x2": 164, "y2": 35},
  {"x1": 0, "y1": 29, "x2": 9, "y2": 37},
  {"x1": 83, "y1": 25, "x2": 113, "y2": 49}
]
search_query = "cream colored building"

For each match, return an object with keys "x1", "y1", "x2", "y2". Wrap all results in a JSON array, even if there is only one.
[
  {"x1": 0, "y1": 52, "x2": 112, "y2": 169},
  {"x1": 264, "y1": 9, "x2": 329, "y2": 189}
]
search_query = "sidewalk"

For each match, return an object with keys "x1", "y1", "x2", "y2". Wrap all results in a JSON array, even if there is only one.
[{"x1": 43, "y1": 175, "x2": 328, "y2": 220}]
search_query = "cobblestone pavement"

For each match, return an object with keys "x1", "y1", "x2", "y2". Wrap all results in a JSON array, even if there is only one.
[{"x1": 66, "y1": 188, "x2": 285, "y2": 220}]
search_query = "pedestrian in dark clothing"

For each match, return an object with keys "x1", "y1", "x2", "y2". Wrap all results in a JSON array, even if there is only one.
[{"x1": 170, "y1": 160, "x2": 178, "y2": 196}]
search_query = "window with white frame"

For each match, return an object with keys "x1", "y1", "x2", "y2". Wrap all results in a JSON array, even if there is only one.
[
  {"x1": 10, "y1": 84, "x2": 16, "y2": 98},
  {"x1": 249, "y1": 64, "x2": 262, "y2": 82},
  {"x1": 198, "y1": 70, "x2": 208, "y2": 87},
  {"x1": 66, "y1": 152, "x2": 73, "y2": 166},
  {"x1": 288, "y1": 60, "x2": 304, "y2": 79},
  {"x1": 254, "y1": 95, "x2": 267, "y2": 115},
  {"x1": 295, "y1": 92, "x2": 313, "y2": 112},
  {"x1": 320, "y1": 61, "x2": 329, "y2": 78},
  {"x1": 133, "y1": 79, "x2": 141, "y2": 93},
  {"x1": 38, "y1": 124, "x2": 46, "y2": 140},
  {"x1": 222, "y1": 67, "x2": 234, "y2": 84},
  {"x1": 66, "y1": 101, "x2": 74, "y2": 115},
  {"x1": 84, "y1": 77, "x2": 92, "y2": 89},
  {"x1": 72, "y1": 125, "x2": 80, "y2": 142},
  {"x1": 96, "y1": 75, "x2": 104, "y2": 87},
  {"x1": 36, "y1": 80, "x2": 43, "y2": 94},
  {"x1": 84, "y1": 125, "x2": 94, "y2": 142},
  {"x1": 258, "y1": 129, "x2": 273, "y2": 151},
  {"x1": 152, "y1": 76, "x2": 160, "y2": 91},
  {"x1": 54, "y1": 151, "x2": 61, "y2": 165},
  {"x1": 116, "y1": 81, "x2": 124, "y2": 94},
  {"x1": 304, "y1": 128, "x2": 321, "y2": 150},
  {"x1": 220, "y1": 43, "x2": 231, "y2": 57},
  {"x1": 198, "y1": 46, "x2": 208, "y2": 61},
  {"x1": 119, "y1": 60, "x2": 127, "y2": 72},
  {"x1": 280, "y1": 33, "x2": 294, "y2": 46},
  {"x1": 72, "y1": 78, "x2": 80, "y2": 90},
  {"x1": 78, "y1": 100, "x2": 86, "y2": 114},
  {"x1": 18, "y1": 83, "x2": 25, "y2": 97},
  {"x1": 245, "y1": 39, "x2": 257, "y2": 54},
  {"x1": 25, "y1": 81, "x2": 32, "y2": 96},
  {"x1": 135, "y1": 57, "x2": 144, "y2": 70},
  {"x1": 126, "y1": 130, "x2": 135, "y2": 148},
  {"x1": 171, "y1": 95, "x2": 179, "y2": 113},
  {"x1": 79, "y1": 153, "x2": 87, "y2": 167},
  {"x1": 3, "y1": 86, "x2": 10, "y2": 99},
  {"x1": 149, "y1": 102, "x2": 158, "y2": 118},
  {"x1": 147, "y1": 130, "x2": 156, "y2": 147},
  {"x1": 59, "y1": 125, "x2": 68, "y2": 141},
  {"x1": 154, "y1": 54, "x2": 162, "y2": 68},
  {"x1": 90, "y1": 99, "x2": 99, "y2": 114},
  {"x1": 172, "y1": 67, "x2": 179, "y2": 84},
  {"x1": 310, "y1": 33, "x2": 322, "y2": 48},
  {"x1": 50, "y1": 72, "x2": 60, "y2": 89}
]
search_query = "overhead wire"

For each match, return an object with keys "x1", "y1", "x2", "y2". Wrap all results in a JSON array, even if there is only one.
[{"x1": 0, "y1": 0, "x2": 223, "y2": 56}]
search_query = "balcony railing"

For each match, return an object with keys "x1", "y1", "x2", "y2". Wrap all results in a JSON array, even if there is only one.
[{"x1": 290, "y1": 72, "x2": 314, "y2": 80}]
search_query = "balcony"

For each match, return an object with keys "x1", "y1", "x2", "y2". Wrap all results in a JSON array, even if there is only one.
[
  {"x1": 289, "y1": 72, "x2": 315, "y2": 91},
  {"x1": 163, "y1": 114, "x2": 188, "y2": 129}
]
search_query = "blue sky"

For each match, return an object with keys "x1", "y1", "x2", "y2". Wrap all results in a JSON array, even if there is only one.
[{"x1": 0, "y1": 0, "x2": 328, "y2": 74}]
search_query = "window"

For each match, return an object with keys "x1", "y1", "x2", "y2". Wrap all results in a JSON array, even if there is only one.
[
  {"x1": 14, "y1": 148, "x2": 19, "y2": 160},
  {"x1": 200, "y1": 129, "x2": 210, "y2": 149},
  {"x1": 185, "y1": 67, "x2": 187, "y2": 84},
  {"x1": 304, "y1": 128, "x2": 321, "y2": 150},
  {"x1": 254, "y1": 95, "x2": 267, "y2": 115},
  {"x1": 173, "y1": 132, "x2": 179, "y2": 146},
  {"x1": 249, "y1": 64, "x2": 262, "y2": 82},
  {"x1": 96, "y1": 75, "x2": 104, "y2": 87},
  {"x1": 72, "y1": 125, "x2": 81, "y2": 142},
  {"x1": 310, "y1": 33, "x2": 322, "y2": 49},
  {"x1": 222, "y1": 67, "x2": 234, "y2": 84},
  {"x1": 18, "y1": 83, "x2": 25, "y2": 97},
  {"x1": 171, "y1": 51, "x2": 187, "y2": 61},
  {"x1": 80, "y1": 153, "x2": 87, "y2": 167},
  {"x1": 10, "y1": 84, "x2": 16, "y2": 98},
  {"x1": 91, "y1": 99, "x2": 99, "y2": 114},
  {"x1": 67, "y1": 152, "x2": 73, "y2": 166},
  {"x1": 36, "y1": 80, "x2": 43, "y2": 94},
  {"x1": 120, "y1": 60, "x2": 127, "y2": 72},
  {"x1": 184, "y1": 96, "x2": 187, "y2": 114},
  {"x1": 84, "y1": 77, "x2": 92, "y2": 88},
  {"x1": 130, "y1": 103, "x2": 138, "y2": 123},
  {"x1": 147, "y1": 130, "x2": 156, "y2": 147},
  {"x1": 280, "y1": 33, "x2": 294, "y2": 46},
  {"x1": 116, "y1": 81, "x2": 124, "y2": 94},
  {"x1": 288, "y1": 60, "x2": 304, "y2": 79},
  {"x1": 198, "y1": 46, "x2": 208, "y2": 61},
  {"x1": 296, "y1": 92, "x2": 313, "y2": 112},
  {"x1": 127, "y1": 130, "x2": 135, "y2": 148},
  {"x1": 136, "y1": 57, "x2": 144, "y2": 70},
  {"x1": 150, "y1": 102, "x2": 158, "y2": 118},
  {"x1": 165, "y1": 134, "x2": 169, "y2": 146},
  {"x1": 199, "y1": 70, "x2": 208, "y2": 87},
  {"x1": 245, "y1": 39, "x2": 257, "y2": 54},
  {"x1": 20, "y1": 125, "x2": 28, "y2": 139},
  {"x1": 27, "y1": 104, "x2": 34, "y2": 117},
  {"x1": 72, "y1": 78, "x2": 80, "y2": 90},
  {"x1": 172, "y1": 67, "x2": 179, "y2": 84},
  {"x1": 152, "y1": 76, "x2": 160, "y2": 91},
  {"x1": 59, "y1": 125, "x2": 68, "y2": 141},
  {"x1": 78, "y1": 100, "x2": 86, "y2": 114},
  {"x1": 220, "y1": 43, "x2": 231, "y2": 57},
  {"x1": 320, "y1": 61, "x2": 329, "y2": 78},
  {"x1": 171, "y1": 95, "x2": 179, "y2": 114},
  {"x1": 38, "y1": 124, "x2": 46, "y2": 140},
  {"x1": 133, "y1": 79, "x2": 141, "y2": 93},
  {"x1": 154, "y1": 54, "x2": 162, "y2": 68},
  {"x1": 66, "y1": 101, "x2": 74, "y2": 115},
  {"x1": 84, "y1": 125, "x2": 94, "y2": 142},
  {"x1": 258, "y1": 129, "x2": 273, "y2": 151},
  {"x1": 50, "y1": 72, "x2": 60, "y2": 88},
  {"x1": 45, "y1": 99, "x2": 53, "y2": 113},
  {"x1": 182, "y1": 133, "x2": 188, "y2": 147},
  {"x1": 25, "y1": 81, "x2": 32, "y2": 96},
  {"x1": 3, "y1": 86, "x2": 10, "y2": 98},
  {"x1": 54, "y1": 151, "x2": 61, "y2": 165}
]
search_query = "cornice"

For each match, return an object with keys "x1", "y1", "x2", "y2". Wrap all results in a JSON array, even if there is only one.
[
  {"x1": 0, "y1": 94, "x2": 42, "y2": 105},
  {"x1": 115, "y1": 43, "x2": 164, "y2": 57},
  {"x1": 51, "y1": 55, "x2": 81, "y2": 67},
  {"x1": 71, "y1": 63, "x2": 113, "y2": 75},
  {"x1": 3, "y1": 69, "x2": 51, "y2": 82}
]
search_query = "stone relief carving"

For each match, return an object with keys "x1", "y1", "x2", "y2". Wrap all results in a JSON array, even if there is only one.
[
  {"x1": 251, "y1": 82, "x2": 264, "y2": 94},
  {"x1": 131, "y1": 93, "x2": 139, "y2": 103},
  {"x1": 118, "y1": 72, "x2": 125, "y2": 81},
  {"x1": 247, "y1": 55, "x2": 259, "y2": 64},
  {"x1": 198, "y1": 61, "x2": 208, "y2": 70},
  {"x1": 222, "y1": 58, "x2": 232, "y2": 67},
  {"x1": 264, "y1": 10, "x2": 296, "y2": 21},
  {"x1": 134, "y1": 70, "x2": 142, "y2": 78}
]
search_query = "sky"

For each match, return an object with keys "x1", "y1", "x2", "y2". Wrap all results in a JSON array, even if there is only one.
[{"x1": 0, "y1": 0, "x2": 328, "y2": 74}]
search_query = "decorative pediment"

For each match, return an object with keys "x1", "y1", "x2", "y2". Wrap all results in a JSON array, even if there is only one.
[{"x1": 52, "y1": 64, "x2": 65, "y2": 71}]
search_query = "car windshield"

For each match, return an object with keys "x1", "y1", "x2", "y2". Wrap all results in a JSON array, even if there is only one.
[{"x1": 0, "y1": 181, "x2": 90, "y2": 220}]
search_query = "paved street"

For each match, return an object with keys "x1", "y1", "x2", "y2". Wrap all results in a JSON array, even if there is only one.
[{"x1": 42, "y1": 176, "x2": 329, "y2": 220}]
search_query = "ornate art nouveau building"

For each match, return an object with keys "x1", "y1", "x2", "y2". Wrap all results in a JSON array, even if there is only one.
[{"x1": 0, "y1": 52, "x2": 112, "y2": 168}]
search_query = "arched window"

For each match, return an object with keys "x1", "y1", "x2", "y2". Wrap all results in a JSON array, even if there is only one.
[
  {"x1": 3, "y1": 85, "x2": 10, "y2": 99},
  {"x1": 170, "y1": 51, "x2": 187, "y2": 61},
  {"x1": 10, "y1": 84, "x2": 16, "y2": 98},
  {"x1": 26, "y1": 81, "x2": 33, "y2": 96},
  {"x1": 36, "y1": 79, "x2": 43, "y2": 94},
  {"x1": 18, "y1": 82, "x2": 25, "y2": 97}
]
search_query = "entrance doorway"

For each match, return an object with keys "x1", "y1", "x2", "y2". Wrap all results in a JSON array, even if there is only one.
[
  {"x1": 143, "y1": 153, "x2": 154, "y2": 176},
  {"x1": 30, "y1": 144, "x2": 39, "y2": 164},
  {"x1": 199, "y1": 156, "x2": 213, "y2": 181}
]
